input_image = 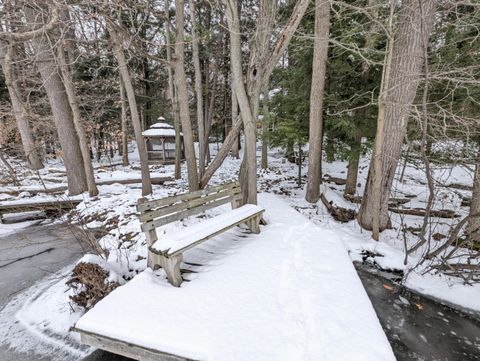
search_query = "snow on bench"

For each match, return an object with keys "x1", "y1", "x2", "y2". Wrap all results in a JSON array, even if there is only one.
[
  {"x1": 151, "y1": 204, "x2": 264, "y2": 255},
  {"x1": 74, "y1": 193, "x2": 396, "y2": 361},
  {"x1": 137, "y1": 182, "x2": 265, "y2": 286}
]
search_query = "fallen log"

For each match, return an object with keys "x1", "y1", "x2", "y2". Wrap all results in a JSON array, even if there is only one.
[
  {"x1": 0, "y1": 199, "x2": 82, "y2": 223},
  {"x1": 344, "y1": 194, "x2": 411, "y2": 207},
  {"x1": 320, "y1": 194, "x2": 356, "y2": 222},
  {"x1": 322, "y1": 174, "x2": 346, "y2": 185},
  {"x1": 445, "y1": 183, "x2": 472, "y2": 191},
  {"x1": 1, "y1": 177, "x2": 173, "y2": 196},
  {"x1": 388, "y1": 207, "x2": 459, "y2": 218}
]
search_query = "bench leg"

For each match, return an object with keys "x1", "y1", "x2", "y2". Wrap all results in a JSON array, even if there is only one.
[
  {"x1": 145, "y1": 229, "x2": 161, "y2": 269},
  {"x1": 247, "y1": 216, "x2": 261, "y2": 234},
  {"x1": 158, "y1": 254, "x2": 183, "y2": 287}
]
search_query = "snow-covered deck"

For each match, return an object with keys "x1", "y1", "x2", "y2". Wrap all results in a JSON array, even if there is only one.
[{"x1": 75, "y1": 193, "x2": 396, "y2": 361}]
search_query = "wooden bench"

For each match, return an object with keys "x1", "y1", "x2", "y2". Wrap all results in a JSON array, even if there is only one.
[{"x1": 137, "y1": 182, "x2": 264, "y2": 287}]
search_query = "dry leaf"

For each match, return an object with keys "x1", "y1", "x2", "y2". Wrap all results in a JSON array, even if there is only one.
[{"x1": 383, "y1": 284, "x2": 394, "y2": 291}]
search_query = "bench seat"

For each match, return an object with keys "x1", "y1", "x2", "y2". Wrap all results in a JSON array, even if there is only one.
[{"x1": 151, "y1": 204, "x2": 264, "y2": 256}]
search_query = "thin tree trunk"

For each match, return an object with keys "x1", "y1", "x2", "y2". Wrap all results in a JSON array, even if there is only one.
[
  {"x1": 358, "y1": 0, "x2": 438, "y2": 237},
  {"x1": 174, "y1": 0, "x2": 199, "y2": 191},
  {"x1": 189, "y1": 0, "x2": 205, "y2": 178},
  {"x1": 305, "y1": 0, "x2": 330, "y2": 203},
  {"x1": 261, "y1": 90, "x2": 269, "y2": 170},
  {"x1": 0, "y1": 41, "x2": 43, "y2": 170},
  {"x1": 231, "y1": 88, "x2": 240, "y2": 159},
  {"x1": 165, "y1": 0, "x2": 181, "y2": 179},
  {"x1": 109, "y1": 25, "x2": 152, "y2": 196},
  {"x1": 26, "y1": 8, "x2": 87, "y2": 195},
  {"x1": 468, "y1": 147, "x2": 480, "y2": 245},
  {"x1": 344, "y1": 133, "x2": 361, "y2": 196},
  {"x1": 119, "y1": 76, "x2": 129, "y2": 166},
  {"x1": 224, "y1": 0, "x2": 257, "y2": 205},
  {"x1": 202, "y1": 0, "x2": 308, "y2": 191},
  {"x1": 0, "y1": 148, "x2": 19, "y2": 185},
  {"x1": 57, "y1": 46, "x2": 98, "y2": 196}
]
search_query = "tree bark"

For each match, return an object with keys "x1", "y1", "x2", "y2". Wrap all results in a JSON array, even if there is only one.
[
  {"x1": 231, "y1": 88, "x2": 240, "y2": 159},
  {"x1": 164, "y1": 0, "x2": 181, "y2": 180},
  {"x1": 344, "y1": 133, "x2": 361, "y2": 196},
  {"x1": 189, "y1": 0, "x2": 206, "y2": 177},
  {"x1": 358, "y1": 0, "x2": 438, "y2": 235},
  {"x1": 305, "y1": 0, "x2": 330, "y2": 203},
  {"x1": 468, "y1": 148, "x2": 480, "y2": 245},
  {"x1": 119, "y1": 76, "x2": 129, "y2": 166},
  {"x1": 224, "y1": 0, "x2": 257, "y2": 205},
  {"x1": 174, "y1": 0, "x2": 199, "y2": 191},
  {"x1": 57, "y1": 46, "x2": 98, "y2": 196},
  {"x1": 261, "y1": 90, "x2": 269, "y2": 170},
  {"x1": 203, "y1": 0, "x2": 309, "y2": 192},
  {"x1": 26, "y1": 8, "x2": 87, "y2": 195},
  {"x1": 0, "y1": 41, "x2": 43, "y2": 170},
  {"x1": 109, "y1": 24, "x2": 152, "y2": 196}
]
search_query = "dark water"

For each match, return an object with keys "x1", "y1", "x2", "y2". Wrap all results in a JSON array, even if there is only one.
[{"x1": 355, "y1": 263, "x2": 480, "y2": 361}]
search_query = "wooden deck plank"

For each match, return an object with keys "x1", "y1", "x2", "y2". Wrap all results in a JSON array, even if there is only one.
[{"x1": 75, "y1": 328, "x2": 194, "y2": 361}]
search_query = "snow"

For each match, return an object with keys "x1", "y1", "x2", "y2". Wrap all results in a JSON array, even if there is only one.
[
  {"x1": 0, "y1": 219, "x2": 41, "y2": 236},
  {"x1": 151, "y1": 122, "x2": 173, "y2": 129},
  {"x1": 0, "y1": 266, "x2": 91, "y2": 360},
  {"x1": 144, "y1": 121, "x2": 180, "y2": 137},
  {"x1": 142, "y1": 128, "x2": 179, "y2": 137},
  {"x1": 75, "y1": 193, "x2": 396, "y2": 361},
  {"x1": 404, "y1": 272, "x2": 480, "y2": 316},
  {"x1": 152, "y1": 204, "x2": 264, "y2": 254}
]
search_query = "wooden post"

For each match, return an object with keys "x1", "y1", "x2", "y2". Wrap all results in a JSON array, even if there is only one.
[{"x1": 161, "y1": 138, "x2": 166, "y2": 162}]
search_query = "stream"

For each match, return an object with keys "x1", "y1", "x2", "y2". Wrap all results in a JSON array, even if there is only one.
[{"x1": 355, "y1": 263, "x2": 480, "y2": 361}]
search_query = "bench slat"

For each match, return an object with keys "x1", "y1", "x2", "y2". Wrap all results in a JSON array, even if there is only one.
[
  {"x1": 137, "y1": 182, "x2": 240, "y2": 212},
  {"x1": 141, "y1": 194, "x2": 240, "y2": 232},
  {"x1": 138, "y1": 186, "x2": 240, "y2": 223},
  {"x1": 150, "y1": 204, "x2": 265, "y2": 256}
]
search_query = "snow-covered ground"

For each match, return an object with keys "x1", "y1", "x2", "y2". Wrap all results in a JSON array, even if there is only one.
[
  {"x1": 75, "y1": 193, "x2": 396, "y2": 361},
  {"x1": 0, "y1": 141, "x2": 479, "y2": 359}
]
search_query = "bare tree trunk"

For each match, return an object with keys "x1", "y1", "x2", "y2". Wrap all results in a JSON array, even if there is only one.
[
  {"x1": 231, "y1": 88, "x2": 240, "y2": 159},
  {"x1": 26, "y1": 8, "x2": 87, "y2": 195},
  {"x1": 109, "y1": 24, "x2": 152, "y2": 196},
  {"x1": 119, "y1": 76, "x2": 129, "y2": 166},
  {"x1": 224, "y1": 0, "x2": 257, "y2": 205},
  {"x1": 189, "y1": 0, "x2": 205, "y2": 177},
  {"x1": 261, "y1": 90, "x2": 269, "y2": 170},
  {"x1": 164, "y1": 0, "x2": 181, "y2": 180},
  {"x1": 358, "y1": 0, "x2": 438, "y2": 236},
  {"x1": 57, "y1": 46, "x2": 98, "y2": 196},
  {"x1": 203, "y1": 0, "x2": 308, "y2": 195},
  {"x1": 0, "y1": 147, "x2": 19, "y2": 185},
  {"x1": 305, "y1": 0, "x2": 330, "y2": 203},
  {"x1": 174, "y1": 0, "x2": 199, "y2": 191},
  {"x1": 0, "y1": 41, "x2": 43, "y2": 170},
  {"x1": 344, "y1": 133, "x2": 361, "y2": 196},
  {"x1": 468, "y1": 148, "x2": 480, "y2": 245}
]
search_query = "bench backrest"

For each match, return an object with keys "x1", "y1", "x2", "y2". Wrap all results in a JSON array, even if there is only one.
[{"x1": 137, "y1": 181, "x2": 241, "y2": 232}]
